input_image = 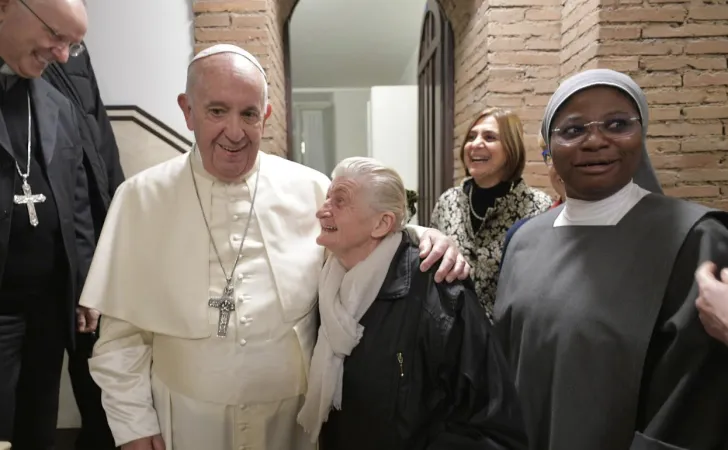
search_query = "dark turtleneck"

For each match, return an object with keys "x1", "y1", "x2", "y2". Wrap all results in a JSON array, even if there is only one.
[{"x1": 466, "y1": 178, "x2": 515, "y2": 231}]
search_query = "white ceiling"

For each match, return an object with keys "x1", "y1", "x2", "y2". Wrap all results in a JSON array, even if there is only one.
[{"x1": 289, "y1": 0, "x2": 427, "y2": 88}]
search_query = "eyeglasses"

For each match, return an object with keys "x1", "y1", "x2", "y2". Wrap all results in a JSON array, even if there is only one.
[
  {"x1": 551, "y1": 116, "x2": 641, "y2": 147},
  {"x1": 18, "y1": 0, "x2": 85, "y2": 57}
]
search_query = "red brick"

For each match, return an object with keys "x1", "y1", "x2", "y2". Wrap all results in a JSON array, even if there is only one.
[
  {"x1": 488, "y1": 67, "x2": 526, "y2": 79},
  {"x1": 645, "y1": 88, "x2": 727, "y2": 104},
  {"x1": 640, "y1": 57, "x2": 727, "y2": 71},
  {"x1": 525, "y1": 8, "x2": 561, "y2": 21},
  {"x1": 488, "y1": 22, "x2": 560, "y2": 37},
  {"x1": 525, "y1": 38, "x2": 561, "y2": 51},
  {"x1": 684, "y1": 72, "x2": 728, "y2": 87},
  {"x1": 679, "y1": 169, "x2": 728, "y2": 183},
  {"x1": 527, "y1": 66, "x2": 560, "y2": 78},
  {"x1": 597, "y1": 42, "x2": 683, "y2": 56},
  {"x1": 488, "y1": 37, "x2": 526, "y2": 51},
  {"x1": 631, "y1": 73, "x2": 682, "y2": 88},
  {"x1": 685, "y1": 40, "x2": 728, "y2": 55},
  {"x1": 488, "y1": 80, "x2": 531, "y2": 93},
  {"x1": 525, "y1": 94, "x2": 552, "y2": 106},
  {"x1": 600, "y1": 7, "x2": 687, "y2": 23},
  {"x1": 648, "y1": 122, "x2": 723, "y2": 137},
  {"x1": 533, "y1": 79, "x2": 558, "y2": 93},
  {"x1": 562, "y1": 29, "x2": 600, "y2": 62},
  {"x1": 642, "y1": 24, "x2": 728, "y2": 39},
  {"x1": 651, "y1": 154, "x2": 722, "y2": 169},
  {"x1": 688, "y1": 6, "x2": 728, "y2": 20},
  {"x1": 488, "y1": 8, "x2": 526, "y2": 23},
  {"x1": 195, "y1": 13, "x2": 231, "y2": 27},
  {"x1": 658, "y1": 171, "x2": 680, "y2": 185},
  {"x1": 196, "y1": 25, "x2": 268, "y2": 42},
  {"x1": 682, "y1": 106, "x2": 728, "y2": 119},
  {"x1": 664, "y1": 186, "x2": 721, "y2": 198},
  {"x1": 486, "y1": 95, "x2": 524, "y2": 107},
  {"x1": 599, "y1": 26, "x2": 642, "y2": 41},
  {"x1": 682, "y1": 137, "x2": 728, "y2": 152},
  {"x1": 193, "y1": 1, "x2": 267, "y2": 13},
  {"x1": 649, "y1": 107, "x2": 681, "y2": 121},
  {"x1": 594, "y1": 57, "x2": 640, "y2": 72},
  {"x1": 489, "y1": 52, "x2": 560, "y2": 66},
  {"x1": 231, "y1": 15, "x2": 268, "y2": 28},
  {"x1": 647, "y1": 139, "x2": 681, "y2": 153}
]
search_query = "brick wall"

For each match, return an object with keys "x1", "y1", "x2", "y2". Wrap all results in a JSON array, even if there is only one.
[
  {"x1": 440, "y1": 0, "x2": 562, "y2": 193},
  {"x1": 193, "y1": 0, "x2": 728, "y2": 207},
  {"x1": 591, "y1": 0, "x2": 728, "y2": 210}
]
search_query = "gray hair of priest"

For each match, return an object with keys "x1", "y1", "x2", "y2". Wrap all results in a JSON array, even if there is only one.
[
  {"x1": 185, "y1": 44, "x2": 269, "y2": 110},
  {"x1": 331, "y1": 157, "x2": 408, "y2": 232}
]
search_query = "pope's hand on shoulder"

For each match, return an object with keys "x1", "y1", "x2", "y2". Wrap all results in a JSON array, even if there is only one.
[
  {"x1": 121, "y1": 435, "x2": 166, "y2": 450},
  {"x1": 76, "y1": 305, "x2": 100, "y2": 334},
  {"x1": 695, "y1": 261, "x2": 728, "y2": 346},
  {"x1": 416, "y1": 227, "x2": 470, "y2": 283}
]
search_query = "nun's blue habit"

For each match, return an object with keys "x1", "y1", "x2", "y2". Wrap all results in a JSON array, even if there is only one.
[{"x1": 494, "y1": 69, "x2": 728, "y2": 450}]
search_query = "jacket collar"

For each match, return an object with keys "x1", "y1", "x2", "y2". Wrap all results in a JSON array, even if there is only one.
[{"x1": 377, "y1": 231, "x2": 416, "y2": 300}]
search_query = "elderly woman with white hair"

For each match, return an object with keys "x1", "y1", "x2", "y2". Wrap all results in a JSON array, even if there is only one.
[{"x1": 297, "y1": 157, "x2": 527, "y2": 450}]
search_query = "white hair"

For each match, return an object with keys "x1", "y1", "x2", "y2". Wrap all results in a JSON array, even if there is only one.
[
  {"x1": 186, "y1": 44, "x2": 268, "y2": 109},
  {"x1": 331, "y1": 157, "x2": 408, "y2": 232}
]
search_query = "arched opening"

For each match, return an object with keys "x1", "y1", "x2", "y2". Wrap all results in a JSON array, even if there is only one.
[
  {"x1": 417, "y1": 0, "x2": 454, "y2": 226},
  {"x1": 282, "y1": 0, "x2": 455, "y2": 226}
]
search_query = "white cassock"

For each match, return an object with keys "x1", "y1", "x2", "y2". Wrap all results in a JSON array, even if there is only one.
[{"x1": 79, "y1": 150, "x2": 330, "y2": 450}]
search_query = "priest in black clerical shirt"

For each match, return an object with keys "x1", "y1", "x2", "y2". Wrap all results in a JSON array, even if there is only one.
[{"x1": 0, "y1": 0, "x2": 97, "y2": 449}]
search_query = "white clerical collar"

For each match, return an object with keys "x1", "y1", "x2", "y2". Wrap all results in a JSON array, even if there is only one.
[
  {"x1": 190, "y1": 145, "x2": 261, "y2": 186},
  {"x1": 554, "y1": 180, "x2": 650, "y2": 227}
]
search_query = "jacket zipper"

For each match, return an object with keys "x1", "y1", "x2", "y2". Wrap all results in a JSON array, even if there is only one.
[{"x1": 397, "y1": 352, "x2": 404, "y2": 377}]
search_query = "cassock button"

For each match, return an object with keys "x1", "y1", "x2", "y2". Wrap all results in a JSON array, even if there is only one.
[
  {"x1": 232, "y1": 214, "x2": 240, "y2": 221},
  {"x1": 232, "y1": 234, "x2": 241, "y2": 241},
  {"x1": 237, "y1": 273, "x2": 244, "y2": 280},
  {"x1": 239, "y1": 338, "x2": 247, "y2": 346},
  {"x1": 240, "y1": 316, "x2": 252, "y2": 325}
]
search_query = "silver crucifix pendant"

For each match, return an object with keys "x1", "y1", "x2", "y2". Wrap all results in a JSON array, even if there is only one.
[
  {"x1": 209, "y1": 284, "x2": 236, "y2": 338},
  {"x1": 13, "y1": 179, "x2": 46, "y2": 227}
]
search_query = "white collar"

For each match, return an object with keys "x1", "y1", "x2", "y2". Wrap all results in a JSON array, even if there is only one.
[{"x1": 554, "y1": 180, "x2": 650, "y2": 227}]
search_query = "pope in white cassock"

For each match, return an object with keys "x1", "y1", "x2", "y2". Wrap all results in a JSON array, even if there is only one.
[{"x1": 79, "y1": 44, "x2": 470, "y2": 450}]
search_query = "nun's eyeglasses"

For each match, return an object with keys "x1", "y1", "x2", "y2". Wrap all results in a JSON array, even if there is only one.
[{"x1": 551, "y1": 116, "x2": 641, "y2": 146}]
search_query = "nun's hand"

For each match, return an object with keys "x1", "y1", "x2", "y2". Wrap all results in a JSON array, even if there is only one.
[{"x1": 695, "y1": 261, "x2": 728, "y2": 346}]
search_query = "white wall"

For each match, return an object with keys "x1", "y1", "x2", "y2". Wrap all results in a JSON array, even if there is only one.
[
  {"x1": 398, "y1": 47, "x2": 419, "y2": 85},
  {"x1": 332, "y1": 89, "x2": 371, "y2": 164},
  {"x1": 84, "y1": 0, "x2": 195, "y2": 139},
  {"x1": 370, "y1": 85, "x2": 419, "y2": 194}
]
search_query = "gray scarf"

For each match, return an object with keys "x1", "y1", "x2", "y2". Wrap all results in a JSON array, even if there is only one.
[{"x1": 541, "y1": 69, "x2": 663, "y2": 194}]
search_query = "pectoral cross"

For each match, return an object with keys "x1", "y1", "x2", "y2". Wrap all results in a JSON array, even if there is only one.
[
  {"x1": 14, "y1": 179, "x2": 45, "y2": 227},
  {"x1": 209, "y1": 285, "x2": 236, "y2": 337}
]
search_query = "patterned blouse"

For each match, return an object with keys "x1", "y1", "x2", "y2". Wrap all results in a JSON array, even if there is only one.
[{"x1": 431, "y1": 178, "x2": 552, "y2": 321}]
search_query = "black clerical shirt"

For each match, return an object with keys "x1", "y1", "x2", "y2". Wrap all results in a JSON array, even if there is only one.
[{"x1": 0, "y1": 77, "x2": 66, "y2": 313}]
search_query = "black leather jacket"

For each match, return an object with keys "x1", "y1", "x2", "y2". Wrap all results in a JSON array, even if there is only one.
[{"x1": 319, "y1": 232, "x2": 528, "y2": 450}]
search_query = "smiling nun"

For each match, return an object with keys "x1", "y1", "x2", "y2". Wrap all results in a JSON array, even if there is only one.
[{"x1": 494, "y1": 69, "x2": 728, "y2": 450}]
